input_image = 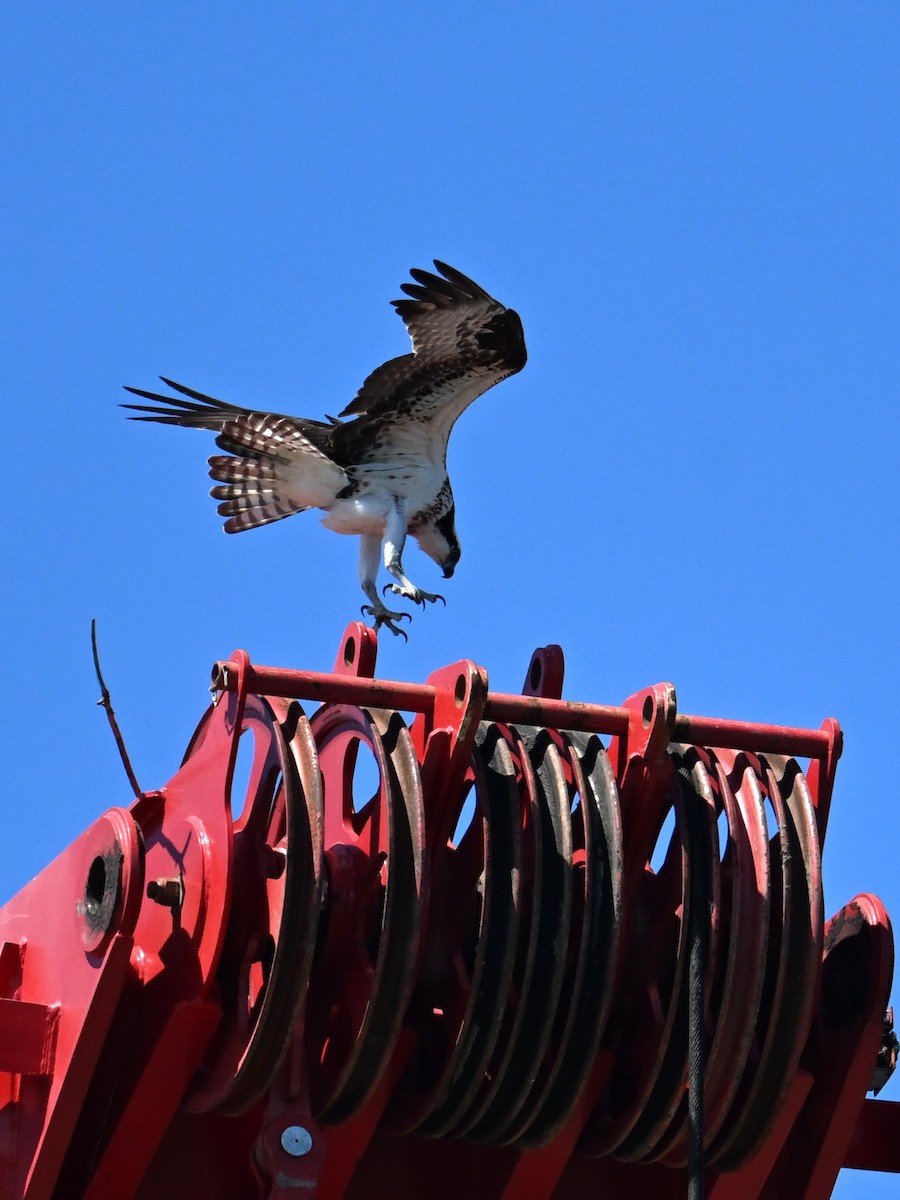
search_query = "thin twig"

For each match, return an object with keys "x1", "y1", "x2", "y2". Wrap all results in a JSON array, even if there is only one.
[{"x1": 91, "y1": 619, "x2": 142, "y2": 797}]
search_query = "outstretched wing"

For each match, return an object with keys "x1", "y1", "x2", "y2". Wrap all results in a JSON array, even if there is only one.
[
  {"x1": 336, "y1": 261, "x2": 527, "y2": 438},
  {"x1": 122, "y1": 378, "x2": 349, "y2": 529},
  {"x1": 394, "y1": 261, "x2": 513, "y2": 362}
]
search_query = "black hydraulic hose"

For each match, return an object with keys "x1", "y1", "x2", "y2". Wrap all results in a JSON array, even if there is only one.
[{"x1": 686, "y1": 773, "x2": 710, "y2": 1200}]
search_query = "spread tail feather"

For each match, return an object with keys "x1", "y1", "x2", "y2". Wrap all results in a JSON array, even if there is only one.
[
  {"x1": 209, "y1": 455, "x2": 308, "y2": 532},
  {"x1": 124, "y1": 378, "x2": 351, "y2": 520}
]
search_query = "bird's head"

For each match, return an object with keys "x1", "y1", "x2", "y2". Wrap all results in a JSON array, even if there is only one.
[{"x1": 415, "y1": 507, "x2": 461, "y2": 579}]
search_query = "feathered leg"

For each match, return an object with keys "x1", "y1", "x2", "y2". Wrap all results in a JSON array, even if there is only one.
[
  {"x1": 358, "y1": 533, "x2": 411, "y2": 638},
  {"x1": 381, "y1": 503, "x2": 446, "y2": 608}
]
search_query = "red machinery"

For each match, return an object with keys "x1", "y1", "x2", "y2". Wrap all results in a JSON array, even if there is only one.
[{"x1": 0, "y1": 625, "x2": 896, "y2": 1199}]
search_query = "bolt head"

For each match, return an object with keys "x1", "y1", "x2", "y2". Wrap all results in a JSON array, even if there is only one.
[{"x1": 146, "y1": 877, "x2": 184, "y2": 908}]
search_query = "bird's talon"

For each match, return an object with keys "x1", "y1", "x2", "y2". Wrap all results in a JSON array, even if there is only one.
[
  {"x1": 383, "y1": 581, "x2": 421, "y2": 603},
  {"x1": 377, "y1": 615, "x2": 410, "y2": 640},
  {"x1": 381, "y1": 582, "x2": 446, "y2": 608},
  {"x1": 361, "y1": 604, "x2": 412, "y2": 639}
]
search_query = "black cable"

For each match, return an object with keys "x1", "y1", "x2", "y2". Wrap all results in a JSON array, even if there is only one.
[{"x1": 686, "y1": 773, "x2": 710, "y2": 1200}]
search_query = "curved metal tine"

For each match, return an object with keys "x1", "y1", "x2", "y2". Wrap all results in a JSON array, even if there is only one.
[
  {"x1": 186, "y1": 695, "x2": 316, "y2": 1115},
  {"x1": 515, "y1": 731, "x2": 624, "y2": 1148},
  {"x1": 307, "y1": 706, "x2": 426, "y2": 1125},
  {"x1": 383, "y1": 753, "x2": 487, "y2": 1134},
  {"x1": 443, "y1": 723, "x2": 544, "y2": 1139},
  {"x1": 416, "y1": 724, "x2": 523, "y2": 1137},
  {"x1": 230, "y1": 700, "x2": 288, "y2": 840},
  {"x1": 708, "y1": 753, "x2": 822, "y2": 1169},
  {"x1": 463, "y1": 726, "x2": 573, "y2": 1145},
  {"x1": 705, "y1": 748, "x2": 788, "y2": 1165},
  {"x1": 220, "y1": 698, "x2": 324, "y2": 1115},
  {"x1": 579, "y1": 767, "x2": 690, "y2": 1158},
  {"x1": 614, "y1": 760, "x2": 720, "y2": 1162},
  {"x1": 655, "y1": 747, "x2": 770, "y2": 1165}
]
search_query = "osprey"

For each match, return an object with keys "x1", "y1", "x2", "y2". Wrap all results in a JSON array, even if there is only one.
[{"x1": 123, "y1": 261, "x2": 527, "y2": 636}]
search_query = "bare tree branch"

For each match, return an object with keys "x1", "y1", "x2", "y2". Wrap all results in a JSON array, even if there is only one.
[{"x1": 91, "y1": 619, "x2": 142, "y2": 798}]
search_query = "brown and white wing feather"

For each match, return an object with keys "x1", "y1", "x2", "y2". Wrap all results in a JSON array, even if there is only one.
[
  {"x1": 337, "y1": 261, "x2": 526, "y2": 423},
  {"x1": 207, "y1": 455, "x2": 306, "y2": 533},
  {"x1": 392, "y1": 260, "x2": 499, "y2": 362},
  {"x1": 123, "y1": 379, "x2": 348, "y2": 531}
]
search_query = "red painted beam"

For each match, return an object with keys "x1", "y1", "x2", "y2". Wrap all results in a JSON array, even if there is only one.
[
  {"x1": 671, "y1": 714, "x2": 833, "y2": 758},
  {"x1": 212, "y1": 657, "x2": 836, "y2": 758},
  {"x1": 843, "y1": 1100, "x2": 900, "y2": 1173},
  {"x1": 0, "y1": 997, "x2": 57, "y2": 1076}
]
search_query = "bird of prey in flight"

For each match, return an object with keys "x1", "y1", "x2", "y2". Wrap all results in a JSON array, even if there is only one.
[{"x1": 123, "y1": 261, "x2": 527, "y2": 636}]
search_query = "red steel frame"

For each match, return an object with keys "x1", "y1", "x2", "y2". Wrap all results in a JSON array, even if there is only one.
[{"x1": 0, "y1": 624, "x2": 893, "y2": 1199}]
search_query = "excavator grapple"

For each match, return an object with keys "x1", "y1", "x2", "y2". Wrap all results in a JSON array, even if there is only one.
[{"x1": 0, "y1": 625, "x2": 895, "y2": 1198}]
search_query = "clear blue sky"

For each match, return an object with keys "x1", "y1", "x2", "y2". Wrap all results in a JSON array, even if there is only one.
[{"x1": 2, "y1": 6, "x2": 898, "y2": 1195}]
